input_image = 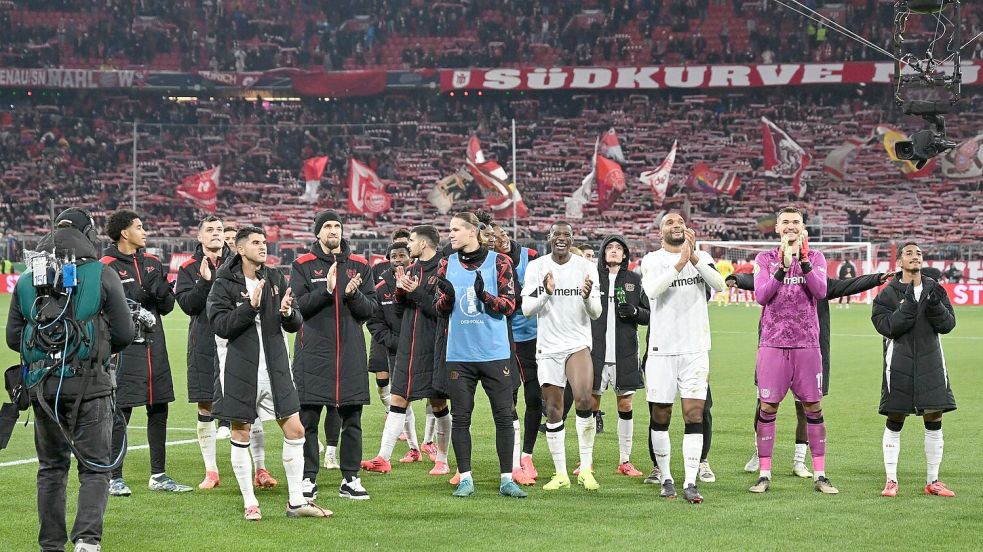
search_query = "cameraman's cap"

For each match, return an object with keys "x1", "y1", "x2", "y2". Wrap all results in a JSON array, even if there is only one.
[
  {"x1": 313, "y1": 211, "x2": 343, "y2": 236},
  {"x1": 55, "y1": 208, "x2": 94, "y2": 233}
]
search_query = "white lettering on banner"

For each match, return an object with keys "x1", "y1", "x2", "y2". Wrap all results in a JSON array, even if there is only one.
[
  {"x1": 527, "y1": 68, "x2": 568, "y2": 89},
  {"x1": 664, "y1": 66, "x2": 707, "y2": 88},
  {"x1": 0, "y1": 68, "x2": 124, "y2": 89},
  {"x1": 484, "y1": 68, "x2": 522, "y2": 89},
  {"x1": 948, "y1": 284, "x2": 983, "y2": 306},
  {"x1": 569, "y1": 67, "x2": 612, "y2": 88},
  {"x1": 709, "y1": 65, "x2": 752, "y2": 87},
  {"x1": 872, "y1": 62, "x2": 895, "y2": 84},
  {"x1": 615, "y1": 66, "x2": 661, "y2": 88},
  {"x1": 757, "y1": 64, "x2": 802, "y2": 86},
  {"x1": 801, "y1": 64, "x2": 844, "y2": 83},
  {"x1": 117, "y1": 70, "x2": 135, "y2": 88}
]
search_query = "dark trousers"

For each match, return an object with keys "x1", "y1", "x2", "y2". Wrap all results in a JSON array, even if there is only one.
[
  {"x1": 33, "y1": 396, "x2": 112, "y2": 552},
  {"x1": 110, "y1": 402, "x2": 168, "y2": 479},
  {"x1": 323, "y1": 407, "x2": 342, "y2": 447},
  {"x1": 446, "y1": 361, "x2": 515, "y2": 474},
  {"x1": 300, "y1": 404, "x2": 362, "y2": 481}
]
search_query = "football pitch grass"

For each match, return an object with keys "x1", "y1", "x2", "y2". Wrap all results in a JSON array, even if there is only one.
[{"x1": 0, "y1": 296, "x2": 980, "y2": 551}]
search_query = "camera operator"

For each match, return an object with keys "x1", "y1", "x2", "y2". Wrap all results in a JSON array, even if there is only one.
[
  {"x1": 6, "y1": 208, "x2": 134, "y2": 552},
  {"x1": 101, "y1": 210, "x2": 191, "y2": 495}
]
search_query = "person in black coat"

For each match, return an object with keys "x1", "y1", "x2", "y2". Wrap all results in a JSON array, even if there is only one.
[
  {"x1": 207, "y1": 226, "x2": 331, "y2": 519},
  {"x1": 290, "y1": 211, "x2": 375, "y2": 501},
  {"x1": 871, "y1": 242, "x2": 957, "y2": 497},
  {"x1": 101, "y1": 209, "x2": 189, "y2": 495},
  {"x1": 728, "y1": 267, "x2": 891, "y2": 477},
  {"x1": 589, "y1": 235, "x2": 650, "y2": 475}
]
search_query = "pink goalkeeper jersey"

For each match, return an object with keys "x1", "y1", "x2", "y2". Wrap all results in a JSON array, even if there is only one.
[{"x1": 753, "y1": 248, "x2": 827, "y2": 348}]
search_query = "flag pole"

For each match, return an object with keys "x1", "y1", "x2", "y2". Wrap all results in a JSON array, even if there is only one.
[
  {"x1": 132, "y1": 119, "x2": 138, "y2": 211},
  {"x1": 512, "y1": 118, "x2": 517, "y2": 241}
]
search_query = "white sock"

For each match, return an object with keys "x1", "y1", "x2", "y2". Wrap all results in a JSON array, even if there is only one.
[
  {"x1": 576, "y1": 413, "x2": 596, "y2": 472},
  {"x1": 231, "y1": 440, "x2": 257, "y2": 508},
  {"x1": 424, "y1": 403, "x2": 436, "y2": 443},
  {"x1": 326, "y1": 445, "x2": 337, "y2": 464},
  {"x1": 435, "y1": 410, "x2": 451, "y2": 463},
  {"x1": 617, "y1": 415, "x2": 633, "y2": 464},
  {"x1": 883, "y1": 427, "x2": 901, "y2": 482},
  {"x1": 682, "y1": 432, "x2": 703, "y2": 487},
  {"x1": 378, "y1": 409, "x2": 406, "y2": 461},
  {"x1": 404, "y1": 405, "x2": 420, "y2": 451},
  {"x1": 925, "y1": 428, "x2": 943, "y2": 484},
  {"x1": 545, "y1": 422, "x2": 567, "y2": 476},
  {"x1": 651, "y1": 430, "x2": 672, "y2": 483},
  {"x1": 793, "y1": 442, "x2": 808, "y2": 465},
  {"x1": 249, "y1": 421, "x2": 266, "y2": 470},
  {"x1": 197, "y1": 418, "x2": 218, "y2": 472},
  {"x1": 378, "y1": 383, "x2": 392, "y2": 411},
  {"x1": 459, "y1": 470, "x2": 472, "y2": 481},
  {"x1": 512, "y1": 419, "x2": 521, "y2": 471},
  {"x1": 282, "y1": 437, "x2": 306, "y2": 507},
  {"x1": 501, "y1": 472, "x2": 512, "y2": 483}
]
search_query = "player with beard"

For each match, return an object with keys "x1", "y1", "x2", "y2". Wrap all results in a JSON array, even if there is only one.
[
  {"x1": 749, "y1": 207, "x2": 836, "y2": 495},
  {"x1": 433, "y1": 213, "x2": 525, "y2": 498},
  {"x1": 641, "y1": 214, "x2": 725, "y2": 503},
  {"x1": 176, "y1": 215, "x2": 277, "y2": 490},
  {"x1": 362, "y1": 225, "x2": 452, "y2": 476},
  {"x1": 207, "y1": 226, "x2": 330, "y2": 519},
  {"x1": 366, "y1": 242, "x2": 423, "y2": 463},
  {"x1": 522, "y1": 221, "x2": 602, "y2": 491}
]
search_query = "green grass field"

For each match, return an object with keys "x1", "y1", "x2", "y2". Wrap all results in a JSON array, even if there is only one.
[{"x1": 0, "y1": 295, "x2": 981, "y2": 551}]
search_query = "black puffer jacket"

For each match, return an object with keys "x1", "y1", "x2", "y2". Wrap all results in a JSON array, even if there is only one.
[
  {"x1": 6, "y1": 228, "x2": 134, "y2": 401},
  {"x1": 290, "y1": 239, "x2": 376, "y2": 407},
  {"x1": 174, "y1": 243, "x2": 232, "y2": 402},
  {"x1": 394, "y1": 254, "x2": 443, "y2": 400},
  {"x1": 366, "y1": 267, "x2": 401, "y2": 368},
  {"x1": 590, "y1": 235, "x2": 649, "y2": 391},
  {"x1": 100, "y1": 244, "x2": 174, "y2": 407},
  {"x1": 872, "y1": 275, "x2": 956, "y2": 415},
  {"x1": 207, "y1": 255, "x2": 302, "y2": 422}
]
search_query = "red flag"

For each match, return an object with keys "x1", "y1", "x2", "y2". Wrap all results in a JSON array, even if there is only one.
[
  {"x1": 347, "y1": 158, "x2": 392, "y2": 215},
  {"x1": 301, "y1": 156, "x2": 329, "y2": 201},
  {"x1": 176, "y1": 166, "x2": 220, "y2": 213},
  {"x1": 465, "y1": 135, "x2": 529, "y2": 218},
  {"x1": 595, "y1": 154, "x2": 626, "y2": 211},
  {"x1": 761, "y1": 117, "x2": 811, "y2": 197},
  {"x1": 639, "y1": 140, "x2": 677, "y2": 206},
  {"x1": 687, "y1": 163, "x2": 741, "y2": 196},
  {"x1": 599, "y1": 128, "x2": 626, "y2": 163}
]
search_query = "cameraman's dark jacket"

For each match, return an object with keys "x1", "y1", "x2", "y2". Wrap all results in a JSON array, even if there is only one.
[
  {"x1": 872, "y1": 275, "x2": 956, "y2": 415},
  {"x1": 6, "y1": 227, "x2": 134, "y2": 400},
  {"x1": 207, "y1": 254, "x2": 303, "y2": 422},
  {"x1": 366, "y1": 267, "x2": 401, "y2": 368},
  {"x1": 731, "y1": 272, "x2": 884, "y2": 383},
  {"x1": 290, "y1": 239, "x2": 375, "y2": 407},
  {"x1": 174, "y1": 243, "x2": 231, "y2": 401},
  {"x1": 590, "y1": 235, "x2": 649, "y2": 391},
  {"x1": 100, "y1": 244, "x2": 175, "y2": 407}
]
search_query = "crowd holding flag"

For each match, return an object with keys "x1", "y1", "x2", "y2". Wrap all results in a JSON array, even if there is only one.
[
  {"x1": 687, "y1": 162, "x2": 741, "y2": 196},
  {"x1": 761, "y1": 117, "x2": 811, "y2": 197},
  {"x1": 941, "y1": 134, "x2": 983, "y2": 179},
  {"x1": 301, "y1": 156, "x2": 329, "y2": 202},
  {"x1": 566, "y1": 128, "x2": 626, "y2": 218},
  {"x1": 465, "y1": 135, "x2": 529, "y2": 218},
  {"x1": 347, "y1": 157, "x2": 393, "y2": 215},
  {"x1": 639, "y1": 140, "x2": 677, "y2": 206},
  {"x1": 176, "y1": 166, "x2": 220, "y2": 213}
]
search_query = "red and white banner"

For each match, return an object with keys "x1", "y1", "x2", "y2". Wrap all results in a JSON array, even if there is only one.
[
  {"x1": 639, "y1": 140, "x2": 677, "y2": 206},
  {"x1": 761, "y1": 117, "x2": 810, "y2": 197},
  {"x1": 687, "y1": 162, "x2": 741, "y2": 196},
  {"x1": 465, "y1": 135, "x2": 529, "y2": 218},
  {"x1": 566, "y1": 129, "x2": 626, "y2": 218},
  {"x1": 596, "y1": 154, "x2": 626, "y2": 211},
  {"x1": 301, "y1": 156, "x2": 329, "y2": 201},
  {"x1": 823, "y1": 134, "x2": 875, "y2": 181},
  {"x1": 943, "y1": 283, "x2": 983, "y2": 306},
  {"x1": 176, "y1": 166, "x2": 220, "y2": 213},
  {"x1": 941, "y1": 134, "x2": 983, "y2": 179},
  {"x1": 347, "y1": 158, "x2": 392, "y2": 215},
  {"x1": 441, "y1": 61, "x2": 983, "y2": 92}
]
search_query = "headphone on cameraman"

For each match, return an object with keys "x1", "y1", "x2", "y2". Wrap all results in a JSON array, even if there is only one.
[{"x1": 55, "y1": 208, "x2": 100, "y2": 252}]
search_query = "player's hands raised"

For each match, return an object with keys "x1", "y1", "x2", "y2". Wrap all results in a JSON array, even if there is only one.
[
  {"x1": 436, "y1": 276, "x2": 454, "y2": 298},
  {"x1": 581, "y1": 274, "x2": 593, "y2": 300},
  {"x1": 279, "y1": 288, "x2": 293, "y2": 316},
  {"x1": 199, "y1": 259, "x2": 212, "y2": 281},
  {"x1": 543, "y1": 271, "x2": 555, "y2": 295},
  {"x1": 250, "y1": 279, "x2": 265, "y2": 309},
  {"x1": 676, "y1": 238, "x2": 693, "y2": 271},
  {"x1": 473, "y1": 271, "x2": 485, "y2": 299},
  {"x1": 345, "y1": 272, "x2": 362, "y2": 297},
  {"x1": 799, "y1": 231, "x2": 810, "y2": 261},
  {"x1": 327, "y1": 262, "x2": 338, "y2": 292},
  {"x1": 684, "y1": 229, "x2": 699, "y2": 264}
]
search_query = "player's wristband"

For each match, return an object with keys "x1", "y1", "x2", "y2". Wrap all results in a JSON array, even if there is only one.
[
  {"x1": 800, "y1": 261, "x2": 813, "y2": 274},
  {"x1": 773, "y1": 268, "x2": 786, "y2": 282}
]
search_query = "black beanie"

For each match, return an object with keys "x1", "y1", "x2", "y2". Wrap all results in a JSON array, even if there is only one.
[{"x1": 313, "y1": 210, "x2": 343, "y2": 236}]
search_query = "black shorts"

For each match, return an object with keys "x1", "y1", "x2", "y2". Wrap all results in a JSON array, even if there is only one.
[{"x1": 513, "y1": 339, "x2": 539, "y2": 389}]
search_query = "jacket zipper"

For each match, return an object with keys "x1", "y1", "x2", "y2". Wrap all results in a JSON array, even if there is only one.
[
  {"x1": 334, "y1": 254, "x2": 341, "y2": 407},
  {"x1": 133, "y1": 253, "x2": 154, "y2": 404},
  {"x1": 405, "y1": 265, "x2": 422, "y2": 396}
]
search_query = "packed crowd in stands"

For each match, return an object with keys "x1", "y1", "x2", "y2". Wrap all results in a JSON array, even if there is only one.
[
  {"x1": 2, "y1": 0, "x2": 981, "y2": 71},
  {"x1": 2, "y1": 87, "x2": 982, "y2": 255}
]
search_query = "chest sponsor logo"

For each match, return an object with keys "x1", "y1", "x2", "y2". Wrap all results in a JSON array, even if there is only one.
[
  {"x1": 783, "y1": 276, "x2": 805, "y2": 285},
  {"x1": 312, "y1": 277, "x2": 328, "y2": 283},
  {"x1": 314, "y1": 269, "x2": 325, "y2": 277},
  {"x1": 146, "y1": 266, "x2": 155, "y2": 273},
  {"x1": 553, "y1": 287, "x2": 581, "y2": 296},
  {"x1": 670, "y1": 275, "x2": 705, "y2": 288},
  {"x1": 120, "y1": 278, "x2": 135, "y2": 284}
]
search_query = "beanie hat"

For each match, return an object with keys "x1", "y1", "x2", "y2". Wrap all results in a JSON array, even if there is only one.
[{"x1": 313, "y1": 210, "x2": 343, "y2": 236}]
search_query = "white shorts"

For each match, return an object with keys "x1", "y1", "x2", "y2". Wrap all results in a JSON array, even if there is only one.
[
  {"x1": 537, "y1": 348, "x2": 588, "y2": 388},
  {"x1": 645, "y1": 352, "x2": 710, "y2": 404},
  {"x1": 256, "y1": 375, "x2": 276, "y2": 422},
  {"x1": 594, "y1": 363, "x2": 636, "y2": 396}
]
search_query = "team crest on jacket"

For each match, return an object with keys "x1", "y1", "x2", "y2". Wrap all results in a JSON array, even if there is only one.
[
  {"x1": 146, "y1": 266, "x2": 155, "y2": 273},
  {"x1": 347, "y1": 268, "x2": 358, "y2": 279},
  {"x1": 624, "y1": 283, "x2": 635, "y2": 292},
  {"x1": 314, "y1": 269, "x2": 324, "y2": 277},
  {"x1": 118, "y1": 269, "x2": 128, "y2": 277}
]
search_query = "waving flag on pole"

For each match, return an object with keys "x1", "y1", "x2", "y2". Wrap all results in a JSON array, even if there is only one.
[
  {"x1": 761, "y1": 117, "x2": 811, "y2": 197},
  {"x1": 941, "y1": 134, "x2": 983, "y2": 179},
  {"x1": 176, "y1": 166, "x2": 220, "y2": 213},
  {"x1": 565, "y1": 137, "x2": 598, "y2": 219},
  {"x1": 301, "y1": 156, "x2": 329, "y2": 201},
  {"x1": 639, "y1": 140, "x2": 677, "y2": 206},
  {"x1": 565, "y1": 128, "x2": 626, "y2": 218},
  {"x1": 347, "y1": 158, "x2": 392, "y2": 215},
  {"x1": 687, "y1": 163, "x2": 741, "y2": 196},
  {"x1": 465, "y1": 135, "x2": 529, "y2": 218},
  {"x1": 428, "y1": 168, "x2": 472, "y2": 214},
  {"x1": 823, "y1": 136, "x2": 868, "y2": 181}
]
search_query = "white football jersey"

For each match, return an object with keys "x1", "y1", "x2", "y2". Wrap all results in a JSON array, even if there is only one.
[
  {"x1": 522, "y1": 254, "x2": 601, "y2": 357},
  {"x1": 641, "y1": 249, "x2": 715, "y2": 355}
]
